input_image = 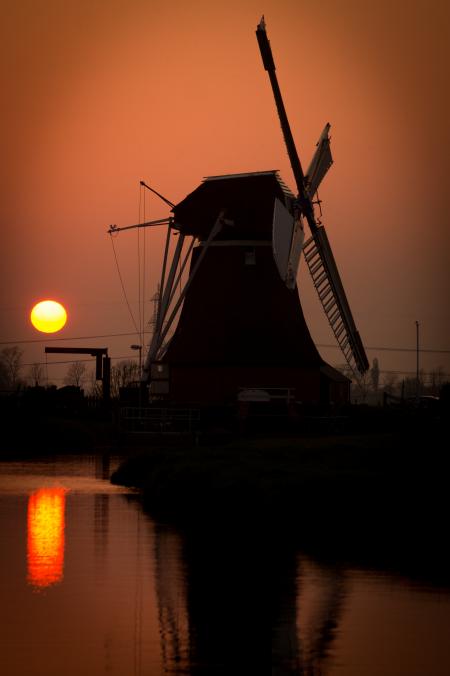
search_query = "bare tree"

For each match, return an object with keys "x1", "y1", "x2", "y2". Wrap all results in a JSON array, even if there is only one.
[
  {"x1": 334, "y1": 362, "x2": 371, "y2": 403},
  {"x1": 0, "y1": 346, "x2": 23, "y2": 390},
  {"x1": 352, "y1": 369, "x2": 372, "y2": 403},
  {"x1": 64, "y1": 361, "x2": 87, "y2": 387},
  {"x1": 28, "y1": 362, "x2": 45, "y2": 387},
  {"x1": 370, "y1": 358, "x2": 380, "y2": 393},
  {"x1": 440, "y1": 382, "x2": 450, "y2": 405},
  {"x1": 0, "y1": 360, "x2": 8, "y2": 390},
  {"x1": 110, "y1": 360, "x2": 140, "y2": 397},
  {"x1": 382, "y1": 372, "x2": 399, "y2": 395},
  {"x1": 400, "y1": 372, "x2": 427, "y2": 399},
  {"x1": 86, "y1": 369, "x2": 103, "y2": 399},
  {"x1": 428, "y1": 366, "x2": 446, "y2": 396}
]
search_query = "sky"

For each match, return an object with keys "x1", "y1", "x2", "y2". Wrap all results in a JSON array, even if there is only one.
[{"x1": 1, "y1": 0, "x2": 449, "y2": 387}]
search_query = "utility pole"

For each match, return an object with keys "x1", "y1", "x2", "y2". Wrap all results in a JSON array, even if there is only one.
[
  {"x1": 130, "y1": 344, "x2": 143, "y2": 411},
  {"x1": 130, "y1": 344, "x2": 142, "y2": 378},
  {"x1": 415, "y1": 320, "x2": 420, "y2": 403}
]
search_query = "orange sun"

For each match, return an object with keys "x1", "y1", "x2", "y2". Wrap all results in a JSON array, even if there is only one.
[{"x1": 30, "y1": 300, "x2": 67, "y2": 333}]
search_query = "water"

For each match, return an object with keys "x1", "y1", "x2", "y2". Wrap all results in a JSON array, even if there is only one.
[{"x1": 0, "y1": 455, "x2": 449, "y2": 675}]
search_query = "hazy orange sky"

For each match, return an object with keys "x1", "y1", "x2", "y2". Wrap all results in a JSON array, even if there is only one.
[{"x1": 1, "y1": 0, "x2": 449, "y2": 385}]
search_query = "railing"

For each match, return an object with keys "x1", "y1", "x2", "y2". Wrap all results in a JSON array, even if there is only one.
[
  {"x1": 120, "y1": 406, "x2": 200, "y2": 434},
  {"x1": 237, "y1": 387, "x2": 296, "y2": 403}
]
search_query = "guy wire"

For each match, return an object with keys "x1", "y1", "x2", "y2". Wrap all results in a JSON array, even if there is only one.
[
  {"x1": 137, "y1": 184, "x2": 142, "y2": 346},
  {"x1": 109, "y1": 233, "x2": 140, "y2": 335}
]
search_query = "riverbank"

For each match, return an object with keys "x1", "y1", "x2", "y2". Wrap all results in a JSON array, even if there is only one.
[
  {"x1": 0, "y1": 413, "x2": 117, "y2": 457},
  {"x1": 111, "y1": 420, "x2": 449, "y2": 582}
]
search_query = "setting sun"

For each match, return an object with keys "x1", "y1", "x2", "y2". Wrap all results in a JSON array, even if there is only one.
[{"x1": 30, "y1": 300, "x2": 67, "y2": 333}]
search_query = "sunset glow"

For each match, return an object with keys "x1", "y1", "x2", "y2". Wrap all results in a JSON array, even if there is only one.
[
  {"x1": 30, "y1": 300, "x2": 67, "y2": 333},
  {"x1": 27, "y1": 488, "x2": 67, "y2": 589}
]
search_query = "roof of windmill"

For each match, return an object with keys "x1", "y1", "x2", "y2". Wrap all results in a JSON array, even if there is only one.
[{"x1": 172, "y1": 170, "x2": 295, "y2": 240}]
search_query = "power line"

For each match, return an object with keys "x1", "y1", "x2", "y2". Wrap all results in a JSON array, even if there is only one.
[
  {"x1": 316, "y1": 344, "x2": 450, "y2": 355},
  {"x1": 378, "y1": 369, "x2": 450, "y2": 377},
  {"x1": 1, "y1": 334, "x2": 449, "y2": 354},
  {"x1": 0, "y1": 331, "x2": 151, "y2": 346},
  {"x1": 22, "y1": 355, "x2": 450, "y2": 380},
  {"x1": 23, "y1": 354, "x2": 140, "y2": 367}
]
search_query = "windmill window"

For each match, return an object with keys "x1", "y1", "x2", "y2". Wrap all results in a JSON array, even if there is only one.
[
  {"x1": 245, "y1": 248, "x2": 256, "y2": 265},
  {"x1": 151, "y1": 363, "x2": 169, "y2": 379}
]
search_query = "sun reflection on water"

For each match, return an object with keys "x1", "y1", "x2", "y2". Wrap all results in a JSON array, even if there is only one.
[{"x1": 27, "y1": 488, "x2": 67, "y2": 589}]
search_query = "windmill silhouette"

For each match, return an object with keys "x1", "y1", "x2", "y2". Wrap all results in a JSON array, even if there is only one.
[{"x1": 109, "y1": 18, "x2": 368, "y2": 409}]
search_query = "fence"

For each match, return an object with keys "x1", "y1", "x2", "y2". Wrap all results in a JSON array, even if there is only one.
[{"x1": 119, "y1": 406, "x2": 200, "y2": 435}]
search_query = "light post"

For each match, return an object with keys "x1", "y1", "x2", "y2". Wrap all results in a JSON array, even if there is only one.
[
  {"x1": 130, "y1": 344, "x2": 143, "y2": 412},
  {"x1": 415, "y1": 321, "x2": 420, "y2": 404},
  {"x1": 130, "y1": 344, "x2": 142, "y2": 379}
]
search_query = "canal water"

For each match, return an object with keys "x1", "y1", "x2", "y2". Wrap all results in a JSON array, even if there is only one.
[{"x1": 0, "y1": 455, "x2": 449, "y2": 675}]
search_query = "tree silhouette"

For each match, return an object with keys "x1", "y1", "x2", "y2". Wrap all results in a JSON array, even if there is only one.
[
  {"x1": 382, "y1": 372, "x2": 399, "y2": 395},
  {"x1": 370, "y1": 358, "x2": 380, "y2": 393},
  {"x1": 110, "y1": 360, "x2": 140, "y2": 397},
  {"x1": 0, "y1": 346, "x2": 23, "y2": 390},
  {"x1": 28, "y1": 362, "x2": 44, "y2": 387},
  {"x1": 64, "y1": 361, "x2": 87, "y2": 387}
]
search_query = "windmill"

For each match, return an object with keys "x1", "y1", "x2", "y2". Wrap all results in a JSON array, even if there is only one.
[{"x1": 109, "y1": 18, "x2": 368, "y2": 408}]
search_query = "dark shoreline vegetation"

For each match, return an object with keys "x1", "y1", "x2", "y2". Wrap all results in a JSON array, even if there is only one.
[
  {"x1": 1, "y1": 403, "x2": 448, "y2": 585},
  {"x1": 110, "y1": 415, "x2": 449, "y2": 586}
]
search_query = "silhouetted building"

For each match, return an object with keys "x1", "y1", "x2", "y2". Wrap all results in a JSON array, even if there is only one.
[{"x1": 153, "y1": 172, "x2": 350, "y2": 407}]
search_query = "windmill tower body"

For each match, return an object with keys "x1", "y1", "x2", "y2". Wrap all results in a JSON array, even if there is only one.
[{"x1": 153, "y1": 171, "x2": 349, "y2": 406}]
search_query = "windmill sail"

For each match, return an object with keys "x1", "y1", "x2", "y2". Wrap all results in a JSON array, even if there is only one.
[
  {"x1": 303, "y1": 228, "x2": 369, "y2": 374},
  {"x1": 256, "y1": 17, "x2": 369, "y2": 376},
  {"x1": 256, "y1": 17, "x2": 308, "y2": 203},
  {"x1": 272, "y1": 198, "x2": 305, "y2": 289},
  {"x1": 306, "y1": 123, "x2": 333, "y2": 198},
  {"x1": 286, "y1": 218, "x2": 305, "y2": 289},
  {"x1": 272, "y1": 198, "x2": 294, "y2": 283}
]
